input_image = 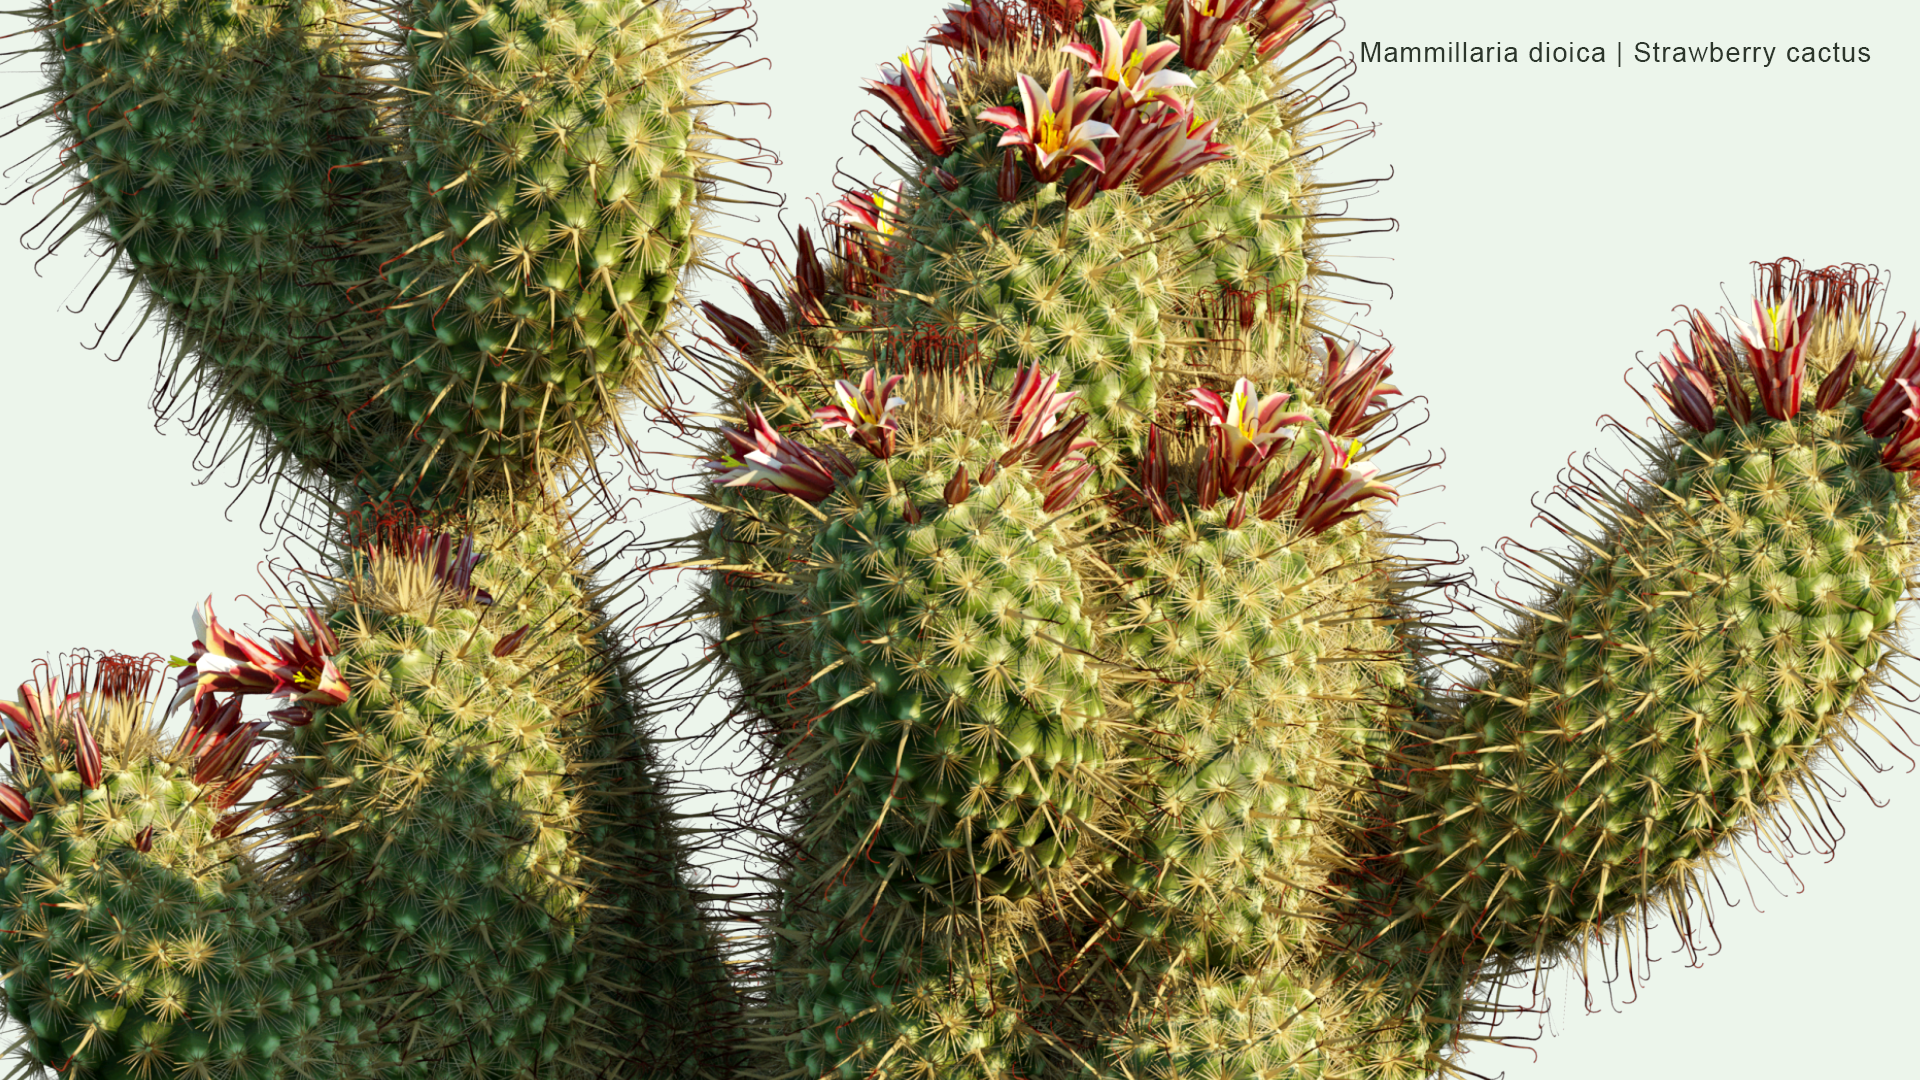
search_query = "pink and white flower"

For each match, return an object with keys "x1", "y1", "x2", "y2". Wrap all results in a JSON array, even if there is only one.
[
  {"x1": 815, "y1": 369, "x2": 907, "y2": 459},
  {"x1": 1294, "y1": 432, "x2": 1400, "y2": 535},
  {"x1": 979, "y1": 69, "x2": 1118, "y2": 182},
  {"x1": 707, "y1": 410, "x2": 855, "y2": 504},
  {"x1": 172, "y1": 599, "x2": 348, "y2": 713},
  {"x1": 866, "y1": 51, "x2": 955, "y2": 158},
  {"x1": 1061, "y1": 17, "x2": 1193, "y2": 111},
  {"x1": 1189, "y1": 377, "x2": 1310, "y2": 498},
  {"x1": 1003, "y1": 366, "x2": 1080, "y2": 453}
]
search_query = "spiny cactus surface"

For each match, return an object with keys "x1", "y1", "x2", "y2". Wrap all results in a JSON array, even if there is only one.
[{"x1": 6, "y1": 2, "x2": 1920, "y2": 1080}]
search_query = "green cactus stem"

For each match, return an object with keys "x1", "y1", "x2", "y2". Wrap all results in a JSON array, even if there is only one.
[{"x1": 0, "y1": 654, "x2": 376, "y2": 1080}]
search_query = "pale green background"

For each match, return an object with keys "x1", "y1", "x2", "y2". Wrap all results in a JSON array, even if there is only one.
[{"x1": 1, "y1": 1, "x2": 1912, "y2": 1075}]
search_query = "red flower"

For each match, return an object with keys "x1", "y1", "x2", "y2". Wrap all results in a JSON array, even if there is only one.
[
  {"x1": 1655, "y1": 339, "x2": 1719, "y2": 433},
  {"x1": 1293, "y1": 432, "x2": 1400, "y2": 535},
  {"x1": 1864, "y1": 329, "x2": 1920, "y2": 437},
  {"x1": 172, "y1": 599, "x2": 349, "y2": 713},
  {"x1": 1171, "y1": 0, "x2": 1261, "y2": 71},
  {"x1": 0, "y1": 682, "x2": 101, "y2": 787},
  {"x1": 979, "y1": 69, "x2": 1117, "y2": 182},
  {"x1": 1250, "y1": 0, "x2": 1324, "y2": 59},
  {"x1": 1321, "y1": 336, "x2": 1400, "y2": 437},
  {"x1": 0, "y1": 785, "x2": 30, "y2": 824},
  {"x1": 1130, "y1": 110, "x2": 1232, "y2": 196},
  {"x1": 866, "y1": 50, "x2": 955, "y2": 158},
  {"x1": 1736, "y1": 297, "x2": 1813, "y2": 421},
  {"x1": 1875, "y1": 379, "x2": 1920, "y2": 472},
  {"x1": 706, "y1": 410, "x2": 856, "y2": 504}
]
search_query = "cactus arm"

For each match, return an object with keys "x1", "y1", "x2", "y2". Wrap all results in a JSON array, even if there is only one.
[
  {"x1": 1342, "y1": 263, "x2": 1917, "y2": 1058},
  {"x1": 32, "y1": 0, "x2": 402, "y2": 488},
  {"x1": 7, "y1": 0, "x2": 750, "y2": 1073},
  {"x1": 376, "y1": 0, "x2": 724, "y2": 501},
  {"x1": 282, "y1": 495, "x2": 737, "y2": 1080},
  {"x1": 0, "y1": 660, "x2": 377, "y2": 1080}
]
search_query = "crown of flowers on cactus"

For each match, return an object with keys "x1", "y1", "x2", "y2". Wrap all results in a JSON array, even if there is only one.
[
  {"x1": 1057, "y1": 17, "x2": 1235, "y2": 205},
  {"x1": 1290, "y1": 431, "x2": 1401, "y2": 535},
  {"x1": 866, "y1": 50, "x2": 955, "y2": 158},
  {"x1": 1651, "y1": 268, "x2": 1920, "y2": 449},
  {"x1": 1172, "y1": 0, "x2": 1262, "y2": 71},
  {"x1": 980, "y1": 68, "x2": 1117, "y2": 183},
  {"x1": 928, "y1": 0, "x2": 1020, "y2": 56},
  {"x1": 928, "y1": 0, "x2": 1085, "y2": 54},
  {"x1": 1322, "y1": 336, "x2": 1401, "y2": 438},
  {"x1": 365, "y1": 527, "x2": 496, "y2": 607},
  {"x1": 1189, "y1": 377, "x2": 1311, "y2": 501},
  {"x1": 815, "y1": 370, "x2": 907, "y2": 458},
  {"x1": 171, "y1": 599, "x2": 348, "y2": 714},
  {"x1": 707, "y1": 410, "x2": 856, "y2": 504},
  {"x1": 1062, "y1": 17, "x2": 1194, "y2": 111}
]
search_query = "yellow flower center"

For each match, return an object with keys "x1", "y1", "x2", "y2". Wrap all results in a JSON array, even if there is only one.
[
  {"x1": 1762, "y1": 303, "x2": 1788, "y2": 348},
  {"x1": 1037, "y1": 108, "x2": 1068, "y2": 153}
]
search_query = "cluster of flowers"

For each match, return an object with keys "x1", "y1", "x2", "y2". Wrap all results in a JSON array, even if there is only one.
[
  {"x1": 871, "y1": 7, "x2": 1312, "y2": 209},
  {"x1": 705, "y1": 365, "x2": 1097, "y2": 517},
  {"x1": 0, "y1": 619, "x2": 347, "y2": 840},
  {"x1": 707, "y1": 337, "x2": 1399, "y2": 536},
  {"x1": 1654, "y1": 270, "x2": 1920, "y2": 471},
  {"x1": 1140, "y1": 337, "x2": 1401, "y2": 533}
]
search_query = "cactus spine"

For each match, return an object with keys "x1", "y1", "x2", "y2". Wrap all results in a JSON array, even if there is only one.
[{"x1": 7, "y1": 1, "x2": 1920, "y2": 1080}]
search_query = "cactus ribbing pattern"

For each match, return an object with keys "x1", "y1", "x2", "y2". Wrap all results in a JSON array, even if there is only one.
[{"x1": 7, "y1": 2, "x2": 1920, "y2": 1080}]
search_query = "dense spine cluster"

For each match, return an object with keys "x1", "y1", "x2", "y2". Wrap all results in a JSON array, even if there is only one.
[{"x1": 10, "y1": 1, "x2": 1920, "y2": 1080}]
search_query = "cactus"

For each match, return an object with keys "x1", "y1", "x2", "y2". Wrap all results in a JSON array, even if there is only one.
[
  {"x1": 686, "y1": 2, "x2": 1920, "y2": 1078},
  {"x1": 7, "y1": 1, "x2": 1920, "y2": 1080},
  {"x1": 2, "y1": 0, "x2": 744, "y2": 1077}
]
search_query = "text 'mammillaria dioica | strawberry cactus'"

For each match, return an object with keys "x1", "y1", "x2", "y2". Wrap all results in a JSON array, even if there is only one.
[
  {"x1": 682, "y1": 2, "x2": 1920, "y2": 1078},
  {"x1": 12, "y1": 1, "x2": 1920, "y2": 1079}
]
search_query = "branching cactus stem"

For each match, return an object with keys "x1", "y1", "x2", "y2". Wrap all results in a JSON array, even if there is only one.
[{"x1": 6, "y1": 2, "x2": 1920, "y2": 1080}]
